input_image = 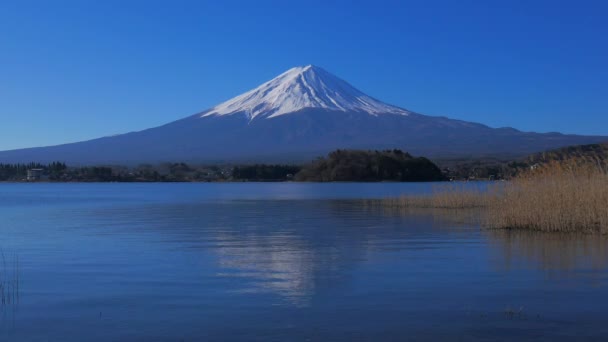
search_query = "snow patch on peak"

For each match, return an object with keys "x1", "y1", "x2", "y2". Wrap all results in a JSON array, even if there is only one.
[{"x1": 202, "y1": 65, "x2": 410, "y2": 120}]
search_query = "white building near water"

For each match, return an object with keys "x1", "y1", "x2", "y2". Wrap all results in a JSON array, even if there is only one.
[{"x1": 27, "y1": 169, "x2": 44, "y2": 181}]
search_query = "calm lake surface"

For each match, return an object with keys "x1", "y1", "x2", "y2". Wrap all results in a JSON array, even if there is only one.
[{"x1": 1, "y1": 183, "x2": 608, "y2": 341}]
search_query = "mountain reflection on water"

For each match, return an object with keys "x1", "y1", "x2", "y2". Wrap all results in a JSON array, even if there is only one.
[
  {"x1": 84, "y1": 199, "x2": 608, "y2": 304},
  {"x1": 86, "y1": 200, "x2": 454, "y2": 306},
  {"x1": 488, "y1": 230, "x2": 608, "y2": 278}
]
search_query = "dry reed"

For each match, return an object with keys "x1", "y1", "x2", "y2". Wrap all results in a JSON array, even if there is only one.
[
  {"x1": 382, "y1": 183, "x2": 492, "y2": 209},
  {"x1": 487, "y1": 161, "x2": 608, "y2": 233},
  {"x1": 382, "y1": 160, "x2": 608, "y2": 233},
  {"x1": 0, "y1": 250, "x2": 19, "y2": 307}
]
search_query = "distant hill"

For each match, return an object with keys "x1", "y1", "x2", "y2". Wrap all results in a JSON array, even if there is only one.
[
  {"x1": 527, "y1": 143, "x2": 608, "y2": 164},
  {"x1": 439, "y1": 142, "x2": 608, "y2": 180},
  {"x1": 295, "y1": 149, "x2": 444, "y2": 182}
]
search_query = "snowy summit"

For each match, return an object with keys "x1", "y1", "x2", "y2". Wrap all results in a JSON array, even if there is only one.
[{"x1": 202, "y1": 65, "x2": 411, "y2": 120}]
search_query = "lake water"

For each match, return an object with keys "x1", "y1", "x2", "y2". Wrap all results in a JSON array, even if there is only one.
[{"x1": 1, "y1": 183, "x2": 608, "y2": 341}]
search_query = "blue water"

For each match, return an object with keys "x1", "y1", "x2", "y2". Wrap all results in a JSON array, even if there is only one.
[{"x1": 1, "y1": 183, "x2": 608, "y2": 341}]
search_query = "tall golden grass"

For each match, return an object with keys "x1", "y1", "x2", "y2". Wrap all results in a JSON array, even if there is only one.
[
  {"x1": 383, "y1": 160, "x2": 608, "y2": 233},
  {"x1": 488, "y1": 160, "x2": 608, "y2": 233},
  {"x1": 382, "y1": 183, "x2": 490, "y2": 209}
]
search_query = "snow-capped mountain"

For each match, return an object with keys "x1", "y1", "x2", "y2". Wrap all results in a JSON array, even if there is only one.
[
  {"x1": 0, "y1": 65, "x2": 605, "y2": 165},
  {"x1": 202, "y1": 65, "x2": 410, "y2": 119}
]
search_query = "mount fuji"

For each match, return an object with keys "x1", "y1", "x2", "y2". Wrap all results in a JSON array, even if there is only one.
[{"x1": 1, "y1": 65, "x2": 606, "y2": 165}]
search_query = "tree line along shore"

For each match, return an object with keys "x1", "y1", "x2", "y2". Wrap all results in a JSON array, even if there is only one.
[
  {"x1": 0, "y1": 149, "x2": 445, "y2": 183},
  {"x1": 1, "y1": 143, "x2": 606, "y2": 183}
]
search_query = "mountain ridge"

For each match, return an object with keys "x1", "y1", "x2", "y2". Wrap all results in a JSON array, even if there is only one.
[{"x1": 0, "y1": 65, "x2": 606, "y2": 165}]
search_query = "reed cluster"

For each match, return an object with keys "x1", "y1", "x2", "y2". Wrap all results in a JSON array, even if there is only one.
[
  {"x1": 0, "y1": 251, "x2": 19, "y2": 306},
  {"x1": 382, "y1": 183, "x2": 490, "y2": 209},
  {"x1": 487, "y1": 161, "x2": 608, "y2": 233},
  {"x1": 383, "y1": 160, "x2": 608, "y2": 233}
]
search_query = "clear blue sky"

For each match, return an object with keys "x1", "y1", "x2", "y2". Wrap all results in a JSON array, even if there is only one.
[{"x1": 1, "y1": 0, "x2": 606, "y2": 150}]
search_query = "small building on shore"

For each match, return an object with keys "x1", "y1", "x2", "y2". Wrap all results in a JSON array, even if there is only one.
[{"x1": 27, "y1": 168, "x2": 44, "y2": 181}]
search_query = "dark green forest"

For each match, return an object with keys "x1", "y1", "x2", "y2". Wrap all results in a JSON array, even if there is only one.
[
  {"x1": 528, "y1": 142, "x2": 608, "y2": 163},
  {"x1": 0, "y1": 162, "x2": 229, "y2": 182},
  {"x1": 232, "y1": 164, "x2": 301, "y2": 181},
  {"x1": 437, "y1": 142, "x2": 608, "y2": 180},
  {"x1": 0, "y1": 149, "x2": 447, "y2": 182},
  {"x1": 0, "y1": 162, "x2": 67, "y2": 181},
  {"x1": 295, "y1": 149, "x2": 445, "y2": 182}
]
